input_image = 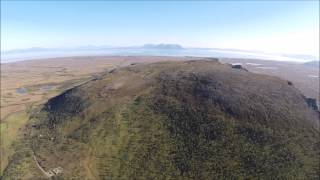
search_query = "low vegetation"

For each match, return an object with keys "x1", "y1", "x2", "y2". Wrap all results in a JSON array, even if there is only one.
[
  {"x1": 2, "y1": 60, "x2": 319, "y2": 179},
  {"x1": 0, "y1": 112, "x2": 29, "y2": 176}
]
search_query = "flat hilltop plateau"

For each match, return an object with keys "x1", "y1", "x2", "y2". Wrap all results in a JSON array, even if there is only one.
[{"x1": 1, "y1": 57, "x2": 319, "y2": 179}]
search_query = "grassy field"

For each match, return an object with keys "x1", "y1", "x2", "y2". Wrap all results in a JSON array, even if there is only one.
[
  {"x1": 1, "y1": 57, "x2": 116, "y2": 120},
  {"x1": 0, "y1": 112, "x2": 29, "y2": 175}
]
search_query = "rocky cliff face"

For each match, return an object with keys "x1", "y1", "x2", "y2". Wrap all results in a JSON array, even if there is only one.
[
  {"x1": 42, "y1": 88, "x2": 88, "y2": 129},
  {"x1": 305, "y1": 97, "x2": 319, "y2": 111}
]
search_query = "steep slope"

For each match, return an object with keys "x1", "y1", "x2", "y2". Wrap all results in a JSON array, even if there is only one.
[{"x1": 3, "y1": 59, "x2": 319, "y2": 179}]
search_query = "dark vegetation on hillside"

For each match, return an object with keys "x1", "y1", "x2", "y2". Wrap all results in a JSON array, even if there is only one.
[
  {"x1": 43, "y1": 88, "x2": 88, "y2": 129},
  {"x1": 2, "y1": 59, "x2": 319, "y2": 179}
]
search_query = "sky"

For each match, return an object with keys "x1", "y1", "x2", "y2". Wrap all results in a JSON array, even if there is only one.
[{"x1": 1, "y1": 1, "x2": 319, "y2": 56}]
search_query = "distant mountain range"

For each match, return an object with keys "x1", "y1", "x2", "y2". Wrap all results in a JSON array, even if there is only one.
[
  {"x1": 142, "y1": 44, "x2": 184, "y2": 49},
  {"x1": 283, "y1": 54, "x2": 319, "y2": 61},
  {"x1": 2, "y1": 44, "x2": 319, "y2": 63},
  {"x1": 2, "y1": 44, "x2": 184, "y2": 54}
]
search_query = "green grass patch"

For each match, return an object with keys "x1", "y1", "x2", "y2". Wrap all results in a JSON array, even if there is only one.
[{"x1": 0, "y1": 112, "x2": 29, "y2": 176}]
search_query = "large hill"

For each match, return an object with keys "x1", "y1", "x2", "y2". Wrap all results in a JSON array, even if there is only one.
[{"x1": 2, "y1": 59, "x2": 319, "y2": 179}]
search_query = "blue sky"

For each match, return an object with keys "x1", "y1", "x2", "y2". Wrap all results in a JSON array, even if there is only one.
[{"x1": 1, "y1": 1, "x2": 319, "y2": 56}]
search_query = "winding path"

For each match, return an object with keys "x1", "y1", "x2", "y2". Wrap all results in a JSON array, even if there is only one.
[{"x1": 33, "y1": 153, "x2": 54, "y2": 178}]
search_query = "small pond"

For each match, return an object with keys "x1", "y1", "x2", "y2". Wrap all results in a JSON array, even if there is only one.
[
  {"x1": 16, "y1": 87, "x2": 28, "y2": 94},
  {"x1": 39, "y1": 85, "x2": 56, "y2": 92}
]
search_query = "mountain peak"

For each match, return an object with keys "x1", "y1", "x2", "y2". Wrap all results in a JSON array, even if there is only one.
[{"x1": 142, "y1": 43, "x2": 184, "y2": 49}]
